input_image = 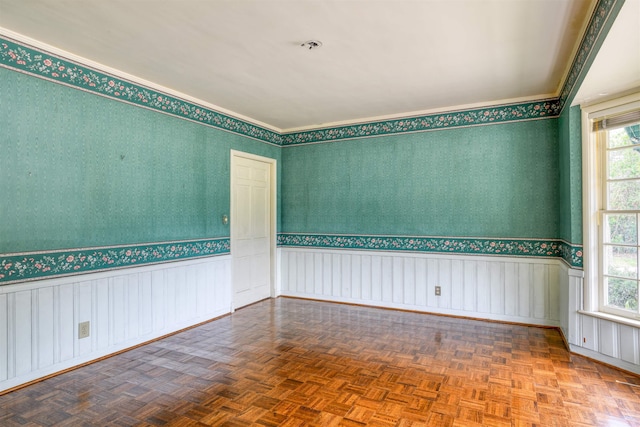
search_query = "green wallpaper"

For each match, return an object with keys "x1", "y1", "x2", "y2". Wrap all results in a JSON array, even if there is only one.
[
  {"x1": 1, "y1": 0, "x2": 624, "y2": 275},
  {"x1": 558, "y1": 105, "x2": 583, "y2": 244},
  {"x1": 281, "y1": 120, "x2": 559, "y2": 239},
  {"x1": 0, "y1": 62, "x2": 566, "y2": 264},
  {"x1": 0, "y1": 67, "x2": 280, "y2": 254}
]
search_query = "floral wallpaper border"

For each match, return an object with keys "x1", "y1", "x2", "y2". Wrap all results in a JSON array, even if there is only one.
[
  {"x1": 559, "y1": 241, "x2": 584, "y2": 269},
  {"x1": 0, "y1": 234, "x2": 582, "y2": 285},
  {"x1": 277, "y1": 233, "x2": 583, "y2": 268},
  {"x1": 0, "y1": 0, "x2": 620, "y2": 147},
  {"x1": 0, "y1": 38, "x2": 283, "y2": 145},
  {"x1": 0, "y1": 35, "x2": 559, "y2": 146},
  {"x1": 0, "y1": 238, "x2": 230, "y2": 285},
  {"x1": 281, "y1": 100, "x2": 561, "y2": 145},
  {"x1": 557, "y1": 0, "x2": 623, "y2": 111}
]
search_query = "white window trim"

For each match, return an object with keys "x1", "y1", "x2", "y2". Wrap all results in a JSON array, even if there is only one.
[{"x1": 581, "y1": 91, "x2": 640, "y2": 320}]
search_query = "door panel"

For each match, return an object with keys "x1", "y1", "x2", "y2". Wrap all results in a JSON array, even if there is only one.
[
  {"x1": 236, "y1": 185, "x2": 252, "y2": 238},
  {"x1": 231, "y1": 153, "x2": 273, "y2": 309},
  {"x1": 252, "y1": 187, "x2": 268, "y2": 236}
]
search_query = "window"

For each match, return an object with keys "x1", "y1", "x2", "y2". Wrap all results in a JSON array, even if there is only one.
[
  {"x1": 599, "y1": 123, "x2": 640, "y2": 317},
  {"x1": 584, "y1": 93, "x2": 640, "y2": 321}
]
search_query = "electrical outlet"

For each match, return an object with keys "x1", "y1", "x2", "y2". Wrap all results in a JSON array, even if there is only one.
[
  {"x1": 435, "y1": 285, "x2": 441, "y2": 296},
  {"x1": 78, "y1": 321, "x2": 90, "y2": 339}
]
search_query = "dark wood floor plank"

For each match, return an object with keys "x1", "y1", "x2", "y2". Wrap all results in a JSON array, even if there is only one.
[{"x1": 1, "y1": 297, "x2": 639, "y2": 426}]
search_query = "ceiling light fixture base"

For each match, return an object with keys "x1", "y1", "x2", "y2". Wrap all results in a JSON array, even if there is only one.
[{"x1": 300, "y1": 40, "x2": 323, "y2": 50}]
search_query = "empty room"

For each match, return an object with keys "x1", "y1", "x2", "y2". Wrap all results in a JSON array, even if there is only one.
[{"x1": 1, "y1": 0, "x2": 640, "y2": 425}]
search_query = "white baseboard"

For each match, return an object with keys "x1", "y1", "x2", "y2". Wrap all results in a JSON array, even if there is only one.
[{"x1": 569, "y1": 344, "x2": 640, "y2": 375}]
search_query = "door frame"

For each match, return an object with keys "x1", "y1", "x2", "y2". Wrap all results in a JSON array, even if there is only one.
[{"x1": 230, "y1": 149, "x2": 277, "y2": 310}]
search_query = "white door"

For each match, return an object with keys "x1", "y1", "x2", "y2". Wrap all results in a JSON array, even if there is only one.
[{"x1": 230, "y1": 151, "x2": 274, "y2": 309}]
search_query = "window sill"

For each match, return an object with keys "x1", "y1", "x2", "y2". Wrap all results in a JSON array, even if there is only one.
[{"x1": 578, "y1": 310, "x2": 640, "y2": 329}]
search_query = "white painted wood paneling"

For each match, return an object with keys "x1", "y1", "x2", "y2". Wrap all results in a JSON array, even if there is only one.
[
  {"x1": 95, "y1": 278, "x2": 110, "y2": 350},
  {"x1": 14, "y1": 291, "x2": 32, "y2": 376},
  {"x1": 0, "y1": 255, "x2": 232, "y2": 392},
  {"x1": 560, "y1": 264, "x2": 640, "y2": 374},
  {"x1": 371, "y1": 255, "x2": 382, "y2": 301},
  {"x1": 37, "y1": 287, "x2": 55, "y2": 368},
  {"x1": 0, "y1": 294, "x2": 7, "y2": 382},
  {"x1": 599, "y1": 320, "x2": 617, "y2": 357},
  {"x1": 570, "y1": 318, "x2": 640, "y2": 374},
  {"x1": 619, "y1": 325, "x2": 640, "y2": 365},
  {"x1": 58, "y1": 284, "x2": 75, "y2": 363},
  {"x1": 582, "y1": 314, "x2": 598, "y2": 351},
  {"x1": 76, "y1": 282, "x2": 92, "y2": 357},
  {"x1": 280, "y1": 248, "x2": 561, "y2": 326},
  {"x1": 140, "y1": 273, "x2": 153, "y2": 336},
  {"x1": 504, "y1": 263, "x2": 517, "y2": 317},
  {"x1": 477, "y1": 261, "x2": 490, "y2": 313}
]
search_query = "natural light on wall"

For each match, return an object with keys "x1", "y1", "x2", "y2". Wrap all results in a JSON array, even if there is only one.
[{"x1": 583, "y1": 92, "x2": 640, "y2": 322}]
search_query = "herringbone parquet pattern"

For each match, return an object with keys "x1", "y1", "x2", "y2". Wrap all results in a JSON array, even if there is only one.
[{"x1": 1, "y1": 297, "x2": 639, "y2": 426}]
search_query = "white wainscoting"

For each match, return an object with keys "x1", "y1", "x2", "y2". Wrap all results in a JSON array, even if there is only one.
[
  {"x1": 0, "y1": 255, "x2": 231, "y2": 393},
  {"x1": 280, "y1": 248, "x2": 562, "y2": 326},
  {"x1": 561, "y1": 264, "x2": 640, "y2": 374}
]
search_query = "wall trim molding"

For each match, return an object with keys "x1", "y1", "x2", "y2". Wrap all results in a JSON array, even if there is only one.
[
  {"x1": 0, "y1": 238, "x2": 230, "y2": 285},
  {"x1": 281, "y1": 295, "x2": 562, "y2": 329},
  {"x1": 569, "y1": 344, "x2": 640, "y2": 376},
  {"x1": 283, "y1": 292, "x2": 562, "y2": 328},
  {"x1": 278, "y1": 233, "x2": 583, "y2": 268}
]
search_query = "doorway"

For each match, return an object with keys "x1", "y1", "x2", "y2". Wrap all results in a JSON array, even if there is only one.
[{"x1": 230, "y1": 150, "x2": 276, "y2": 309}]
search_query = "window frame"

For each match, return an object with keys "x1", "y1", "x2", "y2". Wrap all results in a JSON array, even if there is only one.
[{"x1": 582, "y1": 92, "x2": 640, "y2": 321}]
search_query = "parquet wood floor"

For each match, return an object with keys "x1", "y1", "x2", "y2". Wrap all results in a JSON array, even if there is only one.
[{"x1": 1, "y1": 298, "x2": 639, "y2": 426}]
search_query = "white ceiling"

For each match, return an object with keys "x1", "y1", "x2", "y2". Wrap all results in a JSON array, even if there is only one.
[{"x1": 0, "y1": 0, "x2": 636, "y2": 131}]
